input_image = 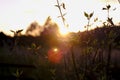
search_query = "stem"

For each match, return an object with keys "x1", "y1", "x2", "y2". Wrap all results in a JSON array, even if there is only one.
[
  {"x1": 71, "y1": 46, "x2": 79, "y2": 80},
  {"x1": 106, "y1": 44, "x2": 112, "y2": 80},
  {"x1": 63, "y1": 55, "x2": 69, "y2": 80},
  {"x1": 107, "y1": 9, "x2": 110, "y2": 18},
  {"x1": 56, "y1": 0, "x2": 65, "y2": 26},
  {"x1": 87, "y1": 19, "x2": 90, "y2": 32}
]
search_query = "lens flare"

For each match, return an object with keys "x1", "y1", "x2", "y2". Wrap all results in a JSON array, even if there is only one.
[
  {"x1": 53, "y1": 48, "x2": 58, "y2": 52},
  {"x1": 47, "y1": 48, "x2": 62, "y2": 63}
]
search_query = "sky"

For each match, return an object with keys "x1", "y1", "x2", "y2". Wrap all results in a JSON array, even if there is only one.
[{"x1": 0, "y1": 0, "x2": 120, "y2": 35}]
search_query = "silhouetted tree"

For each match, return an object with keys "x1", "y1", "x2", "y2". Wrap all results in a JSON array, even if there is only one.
[
  {"x1": 26, "y1": 21, "x2": 43, "y2": 36},
  {"x1": 0, "y1": 32, "x2": 14, "y2": 50},
  {"x1": 40, "y1": 16, "x2": 60, "y2": 47}
]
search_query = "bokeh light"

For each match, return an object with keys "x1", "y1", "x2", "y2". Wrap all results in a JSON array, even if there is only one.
[
  {"x1": 47, "y1": 48, "x2": 62, "y2": 64},
  {"x1": 53, "y1": 48, "x2": 58, "y2": 52}
]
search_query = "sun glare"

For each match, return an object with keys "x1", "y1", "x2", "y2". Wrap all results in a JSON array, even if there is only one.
[{"x1": 59, "y1": 27, "x2": 69, "y2": 36}]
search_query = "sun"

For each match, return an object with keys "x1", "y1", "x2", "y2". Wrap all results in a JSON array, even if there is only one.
[{"x1": 59, "y1": 27, "x2": 69, "y2": 36}]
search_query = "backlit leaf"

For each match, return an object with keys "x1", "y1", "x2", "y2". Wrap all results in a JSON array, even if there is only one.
[
  {"x1": 62, "y1": 3, "x2": 66, "y2": 9},
  {"x1": 84, "y1": 12, "x2": 89, "y2": 18},
  {"x1": 102, "y1": 8, "x2": 107, "y2": 10},
  {"x1": 31, "y1": 43, "x2": 36, "y2": 49},
  {"x1": 16, "y1": 29, "x2": 23, "y2": 33},
  {"x1": 107, "y1": 5, "x2": 111, "y2": 9},
  {"x1": 10, "y1": 30, "x2": 15, "y2": 33},
  {"x1": 90, "y1": 12, "x2": 94, "y2": 18},
  {"x1": 94, "y1": 18, "x2": 98, "y2": 22}
]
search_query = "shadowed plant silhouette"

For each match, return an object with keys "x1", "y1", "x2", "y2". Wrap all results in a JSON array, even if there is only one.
[
  {"x1": 26, "y1": 21, "x2": 43, "y2": 36},
  {"x1": 12, "y1": 69, "x2": 23, "y2": 80},
  {"x1": 102, "y1": 4, "x2": 115, "y2": 26},
  {"x1": 55, "y1": 0, "x2": 68, "y2": 27},
  {"x1": 10, "y1": 29, "x2": 23, "y2": 37},
  {"x1": 0, "y1": 0, "x2": 120, "y2": 80},
  {"x1": 84, "y1": 12, "x2": 94, "y2": 31},
  {"x1": 10, "y1": 29, "x2": 23, "y2": 50}
]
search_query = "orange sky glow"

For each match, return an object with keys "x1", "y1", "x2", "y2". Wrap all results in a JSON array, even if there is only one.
[{"x1": 0, "y1": 0, "x2": 120, "y2": 35}]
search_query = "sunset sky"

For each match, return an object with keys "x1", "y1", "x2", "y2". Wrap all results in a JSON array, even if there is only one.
[{"x1": 0, "y1": 0, "x2": 120, "y2": 35}]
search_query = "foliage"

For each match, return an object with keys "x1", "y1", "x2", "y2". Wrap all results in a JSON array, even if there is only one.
[
  {"x1": 55, "y1": 0, "x2": 68, "y2": 27},
  {"x1": 84, "y1": 12, "x2": 94, "y2": 31},
  {"x1": 0, "y1": 1, "x2": 120, "y2": 80},
  {"x1": 12, "y1": 69, "x2": 23, "y2": 80}
]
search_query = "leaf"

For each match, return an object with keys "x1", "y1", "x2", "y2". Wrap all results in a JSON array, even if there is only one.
[
  {"x1": 50, "y1": 69, "x2": 56, "y2": 75},
  {"x1": 102, "y1": 8, "x2": 107, "y2": 10},
  {"x1": 90, "y1": 12, "x2": 94, "y2": 18},
  {"x1": 31, "y1": 43, "x2": 36, "y2": 49},
  {"x1": 10, "y1": 30, "x2": 15, "y2": 33},
  {"x1": 16, "y1": 29, "x2": 23, "y2": 33},
  {"x1": 94, "y1": 18, "x2": 98, "y2": 22},
  {"x1": 57, "y1": 13, "x2": 66, "y2": 18},
  {"x1": 12, "y1": 69, "x2": 23, "y2": 78},
  {"x1": 107, "y1": 18, "x2": 114, "y2": 25},
  {"x1": 54, "y1": 5, "x2": 59, "y2": 8},
  {"x1": 84, "y1": 12, "x2": 89, "y2": 18},
  {"x1": 12, "y1": 73, "x2": 17, "y2": 77},
  {"x1": 57, "y1": 15, "x2": 61, "y2": 18},
  {"x1": 20, "y1": 71, "x2": 23, "y2": 76},
  {"x1": 16, "y1": 69, "x2": 19, "y2": 77},
  {"x1": 107, "y1": 5, "x2": 111, "y2": 9},
  {"x1": 62, "y1": 13, "x2": 67, "y2": 17},
  {"x1": 62, "y1": 3, "x2": 66, "y2": 9},
  {"x1": 63, "y1": 17, "x2": 66, "y2": 22}
]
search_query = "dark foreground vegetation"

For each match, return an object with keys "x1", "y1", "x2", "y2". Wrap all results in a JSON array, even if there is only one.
[{"x1": 0, "y1": 16, "x2": 120, "y2": 80}]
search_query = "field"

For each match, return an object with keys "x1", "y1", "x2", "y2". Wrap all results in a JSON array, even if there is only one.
[{"x1": 0, "y1": 24, "x2": 120, "y2": 80}]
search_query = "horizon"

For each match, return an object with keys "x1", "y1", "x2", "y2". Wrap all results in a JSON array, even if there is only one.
[{"x1": 0, "y1": 0, "x2": 120, "y2": 36}]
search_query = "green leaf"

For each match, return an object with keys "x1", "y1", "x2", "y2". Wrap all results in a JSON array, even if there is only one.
[
  {"x1": 12, "y1": 69, "x2": 23, "y2": 78},
  {"x1": 50, "y1": 69, "x2": 56, "y2": 75},
  {"x1": 31, "y1": 43, "x2": 36, "y2": 49},
  {"x1": 16, "y1": 69, "x2": 19, "y2": 77}
]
